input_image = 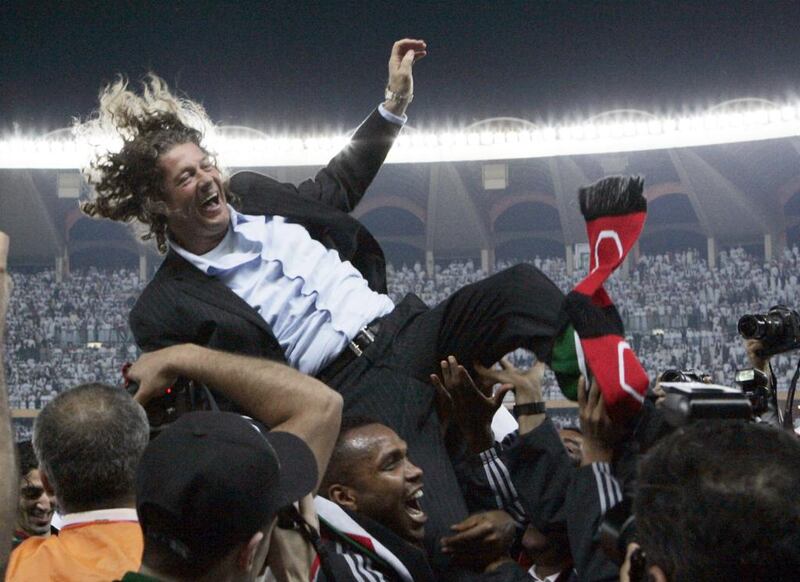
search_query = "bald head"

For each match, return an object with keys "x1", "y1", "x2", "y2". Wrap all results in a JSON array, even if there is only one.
[{"x1": 34, "y1": 383, "x2": 149, "y2": 513}]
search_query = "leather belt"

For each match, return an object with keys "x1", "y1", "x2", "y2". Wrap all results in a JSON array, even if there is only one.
[{"x1": 318, "y1": 319, "x2": 382, "y2": 381}]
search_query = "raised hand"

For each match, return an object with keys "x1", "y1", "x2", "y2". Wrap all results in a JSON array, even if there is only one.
[
  {"x1": 430, "y1": 355, "x2": 513, "y2": 453},
  {"x1": 384, "y1": 38, "x2": 427, "y2": 116},
  {"x1": 578, "y1": 376, "x2": 624, "y2": 465},
  {"x1": 475, "y1": 357, "x2": 545, "y2": 406}
]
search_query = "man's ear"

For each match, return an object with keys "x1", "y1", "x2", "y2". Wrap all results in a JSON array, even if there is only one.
[
  {"x1": 236, "y1": 531, "x2": 265, "y2": 572},
  {"x1": 40, "y1": 470, "x2": 55, "y2": 498},
  {"x1": 328, "y1": 484, "x2": 359, "y2": 512},
  {"x1": 648, "y1": 565, "x2": 668, "y2": 582}
]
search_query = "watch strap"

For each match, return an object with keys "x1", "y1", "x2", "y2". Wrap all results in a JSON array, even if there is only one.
[{"x1": 513, "y1": 401, "x2": 546, "y2": 418}]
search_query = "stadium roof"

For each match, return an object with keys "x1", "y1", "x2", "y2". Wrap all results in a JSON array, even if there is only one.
[{"x1": 3, "y1": 99, "x2": 800, "y2": 268}]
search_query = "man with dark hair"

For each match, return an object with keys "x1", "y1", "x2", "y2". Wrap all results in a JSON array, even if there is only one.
[
  {"x1": 11, "y1": 441, "x2": 54, "y2": 549},
  {"x1": 315, "y1": 416, "x2": 532, "y2": 581},
  {"x1": 315, "y1": 416, "x2": 437, "y2": 581},
  {"x1": 6, "y1": 383, "x2": 149, "y2": 581},
  {"x1": 633, "y1": 420, "x2": 800, "y2": 582}
]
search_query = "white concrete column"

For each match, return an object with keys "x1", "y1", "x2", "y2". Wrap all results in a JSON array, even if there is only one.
[
  {"x1": 139, "y1": 252, "x2": 148, "y2": 282},
  {"x1": 63, "y1": 247, "x2": 70, "y2": 279},
  {"x1": 565, "y1": 244, "x2": 574, "y2": 276},
  {"x1": 765, "y1": 233, "x2": 773, "y2": 262},
  {"x1": 55, "y1": 256, "x2": 64, "y2": 284},
  {"x1": 425, "y1": 250, "x2": 434, "y2": 278},
  {"x1": 481, "y1": 248, "x2": 495, "y2": 274},
  {"x1": 707, "y1": 237, "x2": 716, "y2": 269}
]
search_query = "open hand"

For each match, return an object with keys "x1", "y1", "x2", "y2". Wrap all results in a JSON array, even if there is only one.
[
  {"x1": 385, "y1": 38, "x2": 427, "y2": 115},
  {"x1": 431, "y1": 355, "x2": 513, "y2": 453},
  {"x1": 441, "y1": 510, "x2": 516, "y2": 571},
  {"x1": 475, "y1": 357, "x2": 545, "y2": 405}
]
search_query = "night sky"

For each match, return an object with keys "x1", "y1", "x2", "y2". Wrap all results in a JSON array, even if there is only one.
[{"x1": 3, "y1": 1, "x2": 800, "y2": 133}]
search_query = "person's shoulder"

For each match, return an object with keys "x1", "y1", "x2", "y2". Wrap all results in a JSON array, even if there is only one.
[
  {"x1": 6, "y1": 524, "x2": 143, "y2": 581},
  {"x1": 130, "y1": 252, "x2": 189, "y2": 314},
  {"x1": 117, "y1": 573, "x2": 163, "y2": 582},
  {"x1": 5, "y1": 535, "x2": 59, "y2": 579}
]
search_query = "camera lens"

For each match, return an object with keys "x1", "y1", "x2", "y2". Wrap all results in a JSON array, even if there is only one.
[
  {"x1": 660, "y1": 369, "x2": 685, "y2": 382},
  {"x1": 738, "y1": 314, "x2": 765, "y2": 339}
]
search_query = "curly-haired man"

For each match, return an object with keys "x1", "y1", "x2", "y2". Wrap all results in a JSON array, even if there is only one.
[{"x1": 78, "y1": 40, "x2": 627, "y2": 577}]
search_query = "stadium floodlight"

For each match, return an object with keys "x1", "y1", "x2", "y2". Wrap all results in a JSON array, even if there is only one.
[{"x1": 3, "y1": 99, "x2": 800, "y2": 169}]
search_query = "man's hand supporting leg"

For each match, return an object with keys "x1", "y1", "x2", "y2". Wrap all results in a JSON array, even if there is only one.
[{"x1": 127, "y1": 344, "x2": 343, "y2": 490}]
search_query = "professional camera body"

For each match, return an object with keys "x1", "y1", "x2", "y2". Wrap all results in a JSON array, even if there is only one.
[
  {"x1": 659, "y1": 369, "x2": 711, "y2": 384},
  {"x1": 738, "y1": 305, "x2": 800, "y2": 357},
  {"x1": 659, "y1": 381, "x2": 753, "y2": 426},
  {"x1": 126, "y1": 376, "x2": 219, "y2": 438},
  {"x1": 657, "y1": 367, "x2": 772, "y2": 424},
  {"x1": 734, "y1": 367, "x2": 772, "y2": 416}
]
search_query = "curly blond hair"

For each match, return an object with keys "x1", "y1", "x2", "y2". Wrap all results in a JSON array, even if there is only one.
[{"x1": 78, "y1": 75, "x2": 230, "y2": 253}]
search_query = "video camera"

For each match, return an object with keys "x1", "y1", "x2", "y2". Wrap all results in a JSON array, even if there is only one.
[
  {"x1": 656, "y1": 366, "x2": 773, "y2": 425},
  {"x1": 659, "y1": 381, "x2": 753, "y2": 426},
  {"x1": 600, "y1": 368, "x2": 769, "y2": 579}
]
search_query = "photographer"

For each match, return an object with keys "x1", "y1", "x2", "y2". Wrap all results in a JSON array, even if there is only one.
[
  {"x1": 743, "y1": 339, "x2": 781, "y2": 427},
  {"x1": 737, "y1": 305, "x2": 800, "y2": 428},
  {"x1": 127, "y1": 344, "x2": 343, "y2": 492}
]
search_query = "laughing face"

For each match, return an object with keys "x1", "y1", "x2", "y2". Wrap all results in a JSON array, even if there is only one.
[
  {"x1": 17, "y1": 469, "x2": 54, "y2": 537},
  {"x1": 337, "y1": 423, "x2": 427, "y2": 544},
  {"x1": 158, "y1": 142, "x2": 230, "y2": 255}
]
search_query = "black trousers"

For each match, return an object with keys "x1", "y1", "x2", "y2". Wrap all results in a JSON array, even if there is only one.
[{"x1": 321, "y1": 264, "x2": 568, "y2": 579}]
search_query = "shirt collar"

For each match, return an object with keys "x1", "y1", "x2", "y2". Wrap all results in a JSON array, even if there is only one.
[
  {"x1": 59, "y1": 508, "x2": 139, "y2": 528},
  {"x1": 168, "y1": 206, "x2": 266, "y2": 274}
]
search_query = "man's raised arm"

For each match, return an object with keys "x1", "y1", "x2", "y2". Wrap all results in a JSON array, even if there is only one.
[
  {"x1": 127, "y1": 344, "x2": 343, "y2": 489},
  {"x1": 232, "y1": 38, "x2": 427, "y2": 215}
]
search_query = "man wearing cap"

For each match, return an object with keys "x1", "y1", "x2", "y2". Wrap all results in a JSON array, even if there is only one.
[
  {"x1": 119, "y1": 342, "x2": 343, "y2": 581},
  {"x1": 122, "y1": 411, "x2": 318, "y2": 582}
]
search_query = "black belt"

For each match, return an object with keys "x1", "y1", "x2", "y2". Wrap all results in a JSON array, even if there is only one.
[{"x1": 318, "y1": 319, "x2": 382, "y2": 381}]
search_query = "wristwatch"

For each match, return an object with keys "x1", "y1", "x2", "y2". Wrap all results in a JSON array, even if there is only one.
[
  {"x1": 384, "y1": 86, "x2": 413, "y2": 106},
  {"x1": 513, "y1": 401, "x2": 546, "y2": 418}
]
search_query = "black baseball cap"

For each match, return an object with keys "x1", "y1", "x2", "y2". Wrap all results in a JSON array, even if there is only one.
[{"x1": 135, "y1": 411, "x2": 317, "y2": 562}]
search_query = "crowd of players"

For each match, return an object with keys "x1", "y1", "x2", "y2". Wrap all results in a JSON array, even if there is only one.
[{"x1": 7, "y1": 245, "x2": 800, "y2": 409}]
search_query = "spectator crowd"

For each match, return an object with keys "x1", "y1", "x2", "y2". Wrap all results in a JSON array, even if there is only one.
[{"x1": 7, "y1": 246, "x2": 800, "y2": 408}]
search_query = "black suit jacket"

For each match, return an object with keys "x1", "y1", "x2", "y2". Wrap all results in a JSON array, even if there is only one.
[{"x1": 130, "y1": 109, "x2": 400, "y2": 361}]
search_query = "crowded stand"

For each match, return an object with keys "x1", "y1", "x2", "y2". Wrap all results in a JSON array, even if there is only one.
[
  {"x1": 5, "y1": 268, "x2": 139, "y2": 409},
  {"x1": 7, "y1": 246, "x2": 800, "y2": 408}
]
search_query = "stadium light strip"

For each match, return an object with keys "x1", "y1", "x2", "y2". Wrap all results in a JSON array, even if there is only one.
[{"x1": 2, "y1": 102, "x2": 800, "y2": 169}]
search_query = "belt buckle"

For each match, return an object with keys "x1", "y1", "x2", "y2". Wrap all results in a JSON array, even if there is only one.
[
  {"x1": 348, "y1": 340, "x2": 364, "y2": 357},
  {"x1": 348, "y1": 326, "x2": 376, "y2": 357}
]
